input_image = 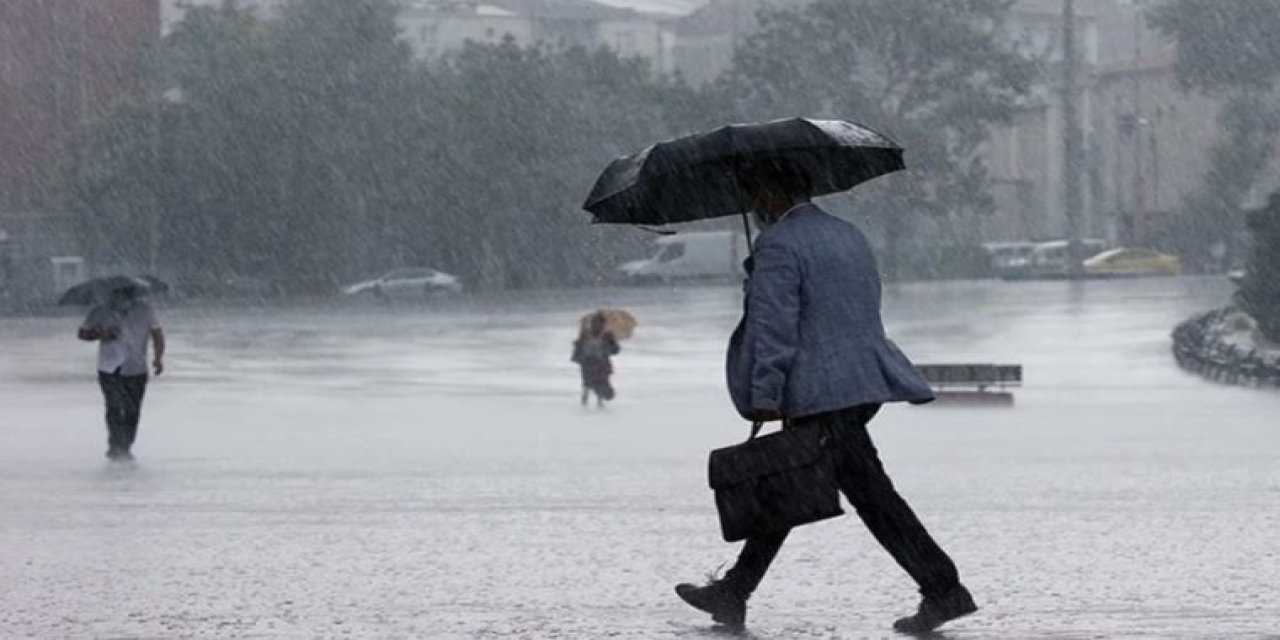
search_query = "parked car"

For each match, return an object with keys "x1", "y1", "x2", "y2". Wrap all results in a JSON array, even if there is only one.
[
  {"x1": 1083, "y1": 248, "x2": 1181, "y2": 277},
  {"x1": 341, "y1": 268, "x2": 462, "y2": 298},
  {"x1": 618, "y1": 231, "x2": 748, "y2": 283},
  {"x1": 982, "y1": 241, "x2": 1037, "y2": 278},
  {"x1": 999, "y1": 238, "x2": 1109, "y2": 279},
  {"x1": 1028, "y1": 239, "x2": 1109, "y2": 272}
]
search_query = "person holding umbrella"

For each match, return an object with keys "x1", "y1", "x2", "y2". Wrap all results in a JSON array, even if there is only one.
[
  {"x1": 585, "y1": 119, "x2": 976, "y2": 633},
  {"x1": 571, "y1": 310, "x2": 626, "y2": 408},
  {"x1": 73, "y1": 277, "x2": 166, "y2": 461}
]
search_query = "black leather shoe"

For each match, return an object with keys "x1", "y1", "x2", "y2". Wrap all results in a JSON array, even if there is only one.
[
  {"x1": 893, "y1": 585, "x2": 977, "y2": 634},
  {"x1": 675, "y1": 581, "x2": 746, "y2": 629}
]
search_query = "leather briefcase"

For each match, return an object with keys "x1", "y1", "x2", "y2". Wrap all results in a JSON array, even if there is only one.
[{"x1": 708, "y1": 421, "x2": 844, "y2": 542}]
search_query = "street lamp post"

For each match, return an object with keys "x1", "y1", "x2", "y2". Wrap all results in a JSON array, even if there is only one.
[{"x1": 1061, "y1": 0, "x2": 1086, "y2": 276}]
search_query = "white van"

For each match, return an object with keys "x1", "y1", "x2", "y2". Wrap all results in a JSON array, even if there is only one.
[
  {"x1": 619, "y1": 231, "x2": 748, "y2": 282},
  {"x1": 982, "y1": 241, "x2": 1038, "y2": 277}
]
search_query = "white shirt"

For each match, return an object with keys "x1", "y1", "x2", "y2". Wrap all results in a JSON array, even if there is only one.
[{"x1": 83, "y1": 300, "x2": 160, "y2": 376}]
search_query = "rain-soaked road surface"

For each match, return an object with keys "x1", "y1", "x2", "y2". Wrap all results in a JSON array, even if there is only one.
[{"x1": 2, "y1": 277, "x2": 1278, "y2": 639}]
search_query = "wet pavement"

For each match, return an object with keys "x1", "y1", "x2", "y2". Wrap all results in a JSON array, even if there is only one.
[{"x1": 2, "y1": 277, "x2": 1278, "y2": 638}]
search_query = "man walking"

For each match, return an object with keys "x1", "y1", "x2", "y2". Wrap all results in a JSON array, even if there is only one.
[
  {"x1": 675, "y1": 165, "x2": 975, "y2": 634},
  {"x1": 78, "y1": 283, "x2": 165, "y2": 461}
]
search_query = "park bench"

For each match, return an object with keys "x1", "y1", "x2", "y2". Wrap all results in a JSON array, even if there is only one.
[{"x1": 915, "y1": 363, "x2": 1022, "y2": 405}]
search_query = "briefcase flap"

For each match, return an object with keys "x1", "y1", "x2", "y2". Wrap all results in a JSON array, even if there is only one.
[{"x1": 708, "y1": 427, "x2": 826, "y2": 489}]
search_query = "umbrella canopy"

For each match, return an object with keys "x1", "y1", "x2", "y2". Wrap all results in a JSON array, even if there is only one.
[
  {"x1": 580, "y1": 308, "x2": 637, "y2": 341},
  {"x1": 583, "y1": 118, "x2": 904, "y2": 226},
  {"x1": 57, "y1": 275, "x2": 169, "y2": 306}
]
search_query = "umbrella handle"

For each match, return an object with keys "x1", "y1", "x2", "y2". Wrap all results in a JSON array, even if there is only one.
[{"x1": 740, "y1": 211, "x2": 754, "y2": 257}]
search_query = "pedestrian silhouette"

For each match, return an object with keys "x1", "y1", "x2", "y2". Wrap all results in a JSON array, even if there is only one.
[{"x1": 571, "y1": 311, "x2": 620, "y2": 408}]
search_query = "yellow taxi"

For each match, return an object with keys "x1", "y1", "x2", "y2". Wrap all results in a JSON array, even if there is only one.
[{"x1": 1083, "y1": 247, "x2": 1182, "y2": 277}]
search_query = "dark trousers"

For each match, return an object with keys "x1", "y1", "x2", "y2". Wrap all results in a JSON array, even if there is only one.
[
  {"x1": 722, "y1": 404, "x2": 961, "y2": 600},
  {"x1": 98, "y1": 371, "x2": 148, "y2": 452},
  {"x1": 579, "y1": 362, "x2": 615, "y2": 401}
]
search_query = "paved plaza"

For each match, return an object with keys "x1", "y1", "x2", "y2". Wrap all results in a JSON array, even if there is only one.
[{"x1": 3, "y1": 279, "x2": 1277, "y2": 638}]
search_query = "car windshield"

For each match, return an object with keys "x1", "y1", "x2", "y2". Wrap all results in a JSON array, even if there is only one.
[
  {"x1": 654, "y1": 243, "x2": 685, "y2": 263},
  {"x1": 385, "y1": 268, "x2": 431, "y2": 280}
]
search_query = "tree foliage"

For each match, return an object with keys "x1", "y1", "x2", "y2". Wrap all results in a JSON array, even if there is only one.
[
  {"x1": 1161, "y1": 97, "x2": 1280, "y2": 269},
  {"x1": 1239, "y1": 193, "x2": 1280, "y2": 342},
  {"x1": 417, "y1": 41, "x2": 710, "y2": 288},
  {"x1": 63, "y1": 0, "x2": 711, "y2": 293},
  {"x1": 1149, "y1": 0, "x2": 1280, "y2": 93},
  {"x1": 1150, "y1": 0, "x2": 1280, "y2": 271},
  {"x1": 61, "y1": 0, "x2": 1038, "y2": 290},
  {"x1": 713, "y1": 0, "x2": 1036, "y2": 276}
]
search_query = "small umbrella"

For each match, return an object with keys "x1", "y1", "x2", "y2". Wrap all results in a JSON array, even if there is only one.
[
  {"x1": 57, "y1": 275, "x2": 169, "y2": 306},
  {"x1": 583, "y1": 117, "x2": 905, "y2": 229},
  {"x1": 580, "y1": 309, "x2": 637, "y2": 340}
]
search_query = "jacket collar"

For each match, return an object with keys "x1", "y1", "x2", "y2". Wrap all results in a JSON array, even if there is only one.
[{"x1": 774, "y1": 202, "x2": 819, "y2": 226}]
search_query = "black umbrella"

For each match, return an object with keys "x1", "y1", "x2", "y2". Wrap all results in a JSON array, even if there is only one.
[
  {"x1": 583, "y1": 117, "x2": 905, "y2": 227},
  {"x1": 57, "y1": 275, "x2": 169, "y2": 306}
]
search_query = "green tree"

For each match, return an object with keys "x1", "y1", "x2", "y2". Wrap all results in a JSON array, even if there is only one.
[
  {"x1": 1160, "y1": 97, "x2": 1280, "y2": 269},
  {"x1": 159, "y1": 5, "x2": 274, "y2": 283},
  {"x1": 63, "y1": 103, "x2": 162, "y2": 274},
  {"x1": 1148, "y1": 0, "x2": 1280, "y2": 93},
  {"x1": 62, "y1": 0, "x2": 715, "y2": 293},
  {"x1": 66, "y1": 0, "x2": 425, "y2": 293},
  {"x1": 1239, "y1": 193, "x2": 1280, "y2": 342},
  {"x1": 716, "y1": 0, "x2": 1037, "y2": 278},
  {"x1": 260, "y1": 0, "x2": 419, "y2": 288},
  {"x1": 417, "y1": 40, "x2": 713, "y2": 288},
  {"x1": 1151, "y1": 0, "x2": 1280, "y2": 271}
]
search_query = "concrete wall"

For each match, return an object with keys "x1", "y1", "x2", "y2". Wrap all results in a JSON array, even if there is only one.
[{"x1": 0, "y1": 0, "x2": 160, "y2": 212}]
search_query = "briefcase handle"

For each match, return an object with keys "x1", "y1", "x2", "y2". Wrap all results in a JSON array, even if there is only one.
[{"x1": 747, "y1": 417, "x2": 799, "y2": 442}]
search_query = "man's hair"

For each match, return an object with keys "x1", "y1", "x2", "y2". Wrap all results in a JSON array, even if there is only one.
[{"x1": 739, "y1": 160, "x2": 810, "y2": 200}]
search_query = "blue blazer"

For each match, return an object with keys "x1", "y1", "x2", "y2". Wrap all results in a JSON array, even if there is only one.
[{"x1": 727, "y1": 204, "x2": 934, "y2": 419}]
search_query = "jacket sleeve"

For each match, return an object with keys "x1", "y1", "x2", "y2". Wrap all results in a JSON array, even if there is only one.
[{"x1": 746, "y1": 238, "x2": 800, "y2": 413}]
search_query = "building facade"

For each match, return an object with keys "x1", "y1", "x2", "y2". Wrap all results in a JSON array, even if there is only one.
[
  {"x1": 670, "y1": 0, "x2": 801, "y2": 85},
  {"x1": 1, "y1": 0, "x2": 160, "y2": 212},
  {"x1": 1, "y1": 0, "x2": 161, "y2": 310},
  {"x1": 399, "y1": 0, "x2": 677, "y2": 73},
  {"x1": 980, "y1": 0, "x2": 1110, "y2": 243},
  {"x1": 981, "y1": 0, "x2": 1279, "y2": 252},
  {"x1": 665, "y1": 0, "x2": 1269, "y2": 256}
]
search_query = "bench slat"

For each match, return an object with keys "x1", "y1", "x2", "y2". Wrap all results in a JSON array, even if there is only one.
[{"x1": 917, "y1": 364, "x2": 1023, "y2": 389}]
